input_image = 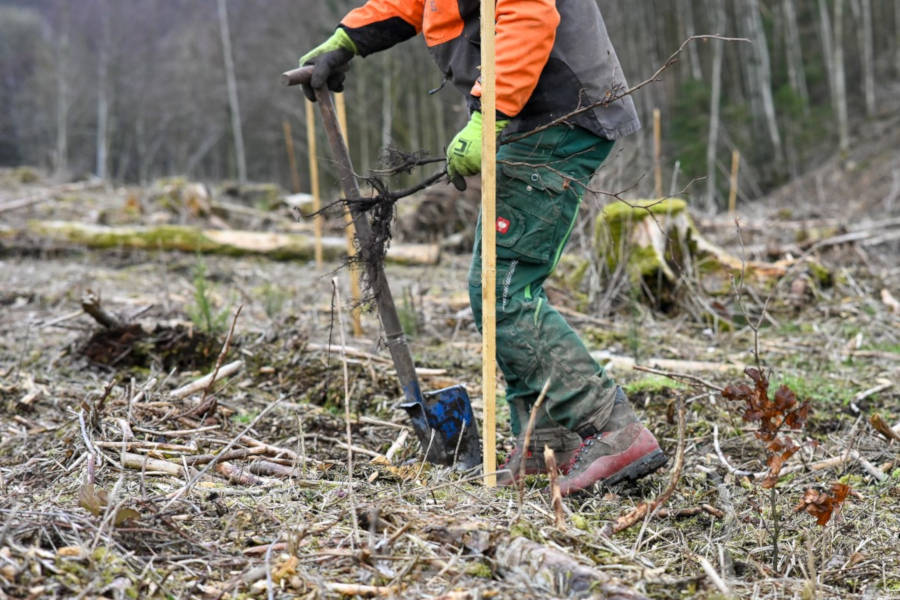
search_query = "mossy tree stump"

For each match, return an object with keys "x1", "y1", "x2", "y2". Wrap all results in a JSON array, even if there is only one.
[
  {"x1": 552, "y1": 199, "x2": 825, "y2": 311},
  {"x1": 595, "y1": 198, "x2": 692, "y2": 284}
]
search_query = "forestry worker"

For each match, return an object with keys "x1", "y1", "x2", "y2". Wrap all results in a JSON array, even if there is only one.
[{"x1": 300, "y1": 0, "x2": 666, "y2": 495}]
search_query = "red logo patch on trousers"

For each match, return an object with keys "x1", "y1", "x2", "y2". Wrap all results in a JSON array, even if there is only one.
[{"x1": 496, "y1": 217, "x2": 510, "y2": 234}]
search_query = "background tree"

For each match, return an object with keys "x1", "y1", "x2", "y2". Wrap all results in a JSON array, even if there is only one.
[{"x1": 0, "y1": 0, "x2": 897, "y2": 211}]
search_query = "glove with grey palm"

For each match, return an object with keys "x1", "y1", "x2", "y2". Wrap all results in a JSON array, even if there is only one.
[{"x1": 299, "y1": 29, "x2": 358, "y2": 102}]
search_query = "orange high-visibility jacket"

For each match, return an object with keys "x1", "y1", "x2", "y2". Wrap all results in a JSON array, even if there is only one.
[{"x1": 340, "y1": 0, "x2": 640, "y2": 140}]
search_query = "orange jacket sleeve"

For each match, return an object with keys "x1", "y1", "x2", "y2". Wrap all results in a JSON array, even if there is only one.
[
  {"x1": 340, "y1": 0, "x2": 425, "y2": 56},
  {"x1": 471, "y1": 0, "x2": 560, "y2": 118}
]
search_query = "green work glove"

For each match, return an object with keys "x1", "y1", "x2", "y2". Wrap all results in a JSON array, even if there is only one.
[
  {"x1": 446, "y1": 111, "x2": 510, "y2": 190},
  {"x1": 299, "y1": 29, "x2": 358, "y2": 102}
]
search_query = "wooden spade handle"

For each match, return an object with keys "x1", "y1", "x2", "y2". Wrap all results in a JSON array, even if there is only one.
[{"x1": 280, "y1": 66, "x2": 314, "y2": 87}]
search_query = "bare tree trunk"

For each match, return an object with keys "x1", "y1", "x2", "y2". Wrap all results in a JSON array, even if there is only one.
[
  {"x1": 381, "y1": 53, "x2": 393, "y2": 153},
  {"x1": 54, "y1": 1, "x2": 70, "y2": 177},
  {"x1": 706, "y1": 1, "x2": 725, "y2": 212},
  {"x1": 739, "y1": 0, "x2": 785, "y2": 169},
  {"x1": 95, "y1": 0, "x2": 110, "y2": 180},
  {"x1": 677, "y1": 0, "x2": 702, "y2": 80},
  {"x1": 406, "y1": 63, "x2": 420, "y2": 152},
  {"x1": 818, "y1": 0, "x2": 838, "y2": 111},
  {"x1": 782, "y1": 0, "x2": 809, "y2": 109},
  {"x1": 858, "y1": 0, "x2": 876, "y2": 116},
  {"x1": 896, "y1": 0, "x2": 900, "y2": 77},
  {"x1": 217, "y1": 0, "x2": 247, "y2": 184},
  {"x1": 833, "y1": 0, "x2": 850, "y2": 153},
  {"x1": 431, "y1": 85, "x2": 447, "y2": 155}
]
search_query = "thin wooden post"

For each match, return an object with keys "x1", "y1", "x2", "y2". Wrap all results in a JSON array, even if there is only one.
[
  {"x1": 653, "y1": 108, "x2": 662, "y2": 198},
  {"x1": 480, "y1": 0, "x2": 497, "y2": 488},
  {"x1": 304, "y1": 101, "x2": 324, "y2": 267},
  {"x1": 282, "y1": 120, "x2": 302, "y2": 194},
  {"x1": 728, "y1": 149, "x2": 741, "y2": 216},
  {"x1": 334, "y1": 92, "x2": 364, "y2": 337}
]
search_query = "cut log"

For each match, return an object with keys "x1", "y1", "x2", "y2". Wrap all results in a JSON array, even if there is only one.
[
  {"x1": 494, "y1": 536, "x2": 650, "y2": 599},
  {"x1": 591, "y1": 351, "x2": 744, "y2": 375},
  {"x1": 0, "y1": 179, "x2": 104, "y2": 214},
  {"x1": 6, "y1": 220, "x2": 440, "y2": 265}
]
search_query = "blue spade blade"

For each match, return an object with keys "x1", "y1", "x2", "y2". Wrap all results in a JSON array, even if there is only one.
[{"x1": 399, "y1": 384, "x2": 481, "y2": 469}]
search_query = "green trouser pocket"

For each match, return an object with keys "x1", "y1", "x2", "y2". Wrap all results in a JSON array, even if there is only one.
[{"x1": 495, "y1": 163, "x2": 568, "y2": 264}]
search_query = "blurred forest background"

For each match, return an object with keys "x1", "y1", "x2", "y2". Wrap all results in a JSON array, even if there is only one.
[{"x1": 0, "y1": 0, "x2": 898, "y2": 210}]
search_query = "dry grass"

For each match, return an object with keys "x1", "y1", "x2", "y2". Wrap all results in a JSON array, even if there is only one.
[{"x1": 1, "y1": 172, "x2": 899, "y2": 599}]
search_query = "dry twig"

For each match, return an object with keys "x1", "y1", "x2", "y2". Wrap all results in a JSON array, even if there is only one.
[{"x1": 604, "y1": 394, "x2": 685, "y2": 535}]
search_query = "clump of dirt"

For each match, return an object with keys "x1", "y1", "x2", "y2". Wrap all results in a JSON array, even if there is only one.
[
  {"x1": 78, "y1": 323, "x2": 222, "y2": 371},
  {"x1": 79, "y1": 323, "x2": 148, "y2": 366}
]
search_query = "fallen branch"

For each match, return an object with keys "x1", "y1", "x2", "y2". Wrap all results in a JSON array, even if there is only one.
[
  {"x1": 519, "y1": 379, "x2": 552, "y2": 491},
  {"x1": 593, "y1": 353, "x2": 740, "y2": 379},
  {"x1": 713, "y1": 425, "x2": 753, "y2": 477},
  {"x1": 184, "y1": 305, "x2": 243, "y2": 419},
  {"x1": 384, "y1": 429, "x2": 409, "y2": 462},
  {"x1": 305, "y1": 343, "x2": 390, "y2": 363},
  {"x1": 633, "y1": 364, "x2": 725, "y2": 392},
  {"x1": 849, "y1": 380, "x2": 894, "y2": 414},
  {"x1": 169, "y1": 360, "x2": 242, "y2": 400},
  {"x1": 215, "y1": 462, "x2": 268, "y2": 486},
  {"x1": 120, "y1": 451, "x2": 191, "y2": 477},
  {"x1": 324, "y1": 582, "x2": 401, "y2": 597},
  {"x1": 8, "y1": 220, "x2": 440, "y2": 265},
  {"x1": 240, "y1": 436, "x2": 302, "y2": 462},
  {"x1": 604, "y1": 394, "x2": 685, "y2": 536},
  {"x1": 182, "y1": 446, "x2": 268, "y2": 465},
  {"x1": 0, "y1": 179, "x2": 104, "y2": 214},
  {"x1": 132, "y1": 425, "x2": 220, "y2": 437},
  {"x1": 694, "y1": 554, "x2": 731, "y2": 597},
  {"x1": 247, "y1": 460, "x2": 300, "y2": 478},
  {"x1": 81, "y1": 290, "x2": 126, "y2": 330},
  {"x1": 714, "y1": 432, "x2": 888, "y2": 482},
  {"x1": 161, "y1": 399, "x2": 282, "y2": 509},
  {"x1": 310, "y1": 434, "x2": 383, "y2": 460},
  {"x1": 367, "y1": 429, "x2": 409, "y2": 483},
  {"x1": 656, "y1": 504, "x2": 725, "y2": 520},
  {"x1": 870, "y1": 414, "x2": 900, "y2": 443},
  {"x1": 93, "y1": 441, "x2": 197, "y2": 453}
]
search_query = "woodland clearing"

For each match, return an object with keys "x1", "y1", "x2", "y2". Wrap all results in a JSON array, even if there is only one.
[{"x1": 1, "y1": 144, "x2": 898, "y2": 600}]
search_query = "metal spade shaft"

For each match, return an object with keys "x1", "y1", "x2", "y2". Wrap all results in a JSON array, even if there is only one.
[{"x1": 282, "y1": 67, "x2": 479, "y2": 467}]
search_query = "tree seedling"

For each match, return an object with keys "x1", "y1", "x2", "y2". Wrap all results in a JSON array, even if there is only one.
[
  {"x1": 187, "y1": 260, "x2": 230, "y2": 335},
  {"x1": 723, "y1": 366, "x2": 811, "y2": 571}
]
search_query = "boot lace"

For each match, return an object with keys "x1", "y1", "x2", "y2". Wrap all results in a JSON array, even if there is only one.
[{"x1": 565, "y1": 435, "x2": 597, "y2": 473}]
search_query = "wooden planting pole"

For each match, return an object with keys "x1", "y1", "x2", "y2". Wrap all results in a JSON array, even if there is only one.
[
  {"x1": 653, "y1": 108, "x2": 662, "y2": 198},
  {"x1": 728, "y1": 149, "x2": 741, "y2": 216},
  {"x1": 480, "y1": 0, "x2": 497, "y2": 487},
  {"x1": 282, "y1": 120, "x2": 302, "y2": 194},
  {"x1": 304, "y1": 102, "x2": 324, "y2": 267},
  {"x1": 335, "y1": 92, "x2": 364, "y2": 337}
]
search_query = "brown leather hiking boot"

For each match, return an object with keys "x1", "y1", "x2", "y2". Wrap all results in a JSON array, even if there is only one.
[
  {"x1": 558, "y1": 389, "x2": 667, "y2": 496},
  {"x1": 497, "y1": 426, "x2": 582, "y2": 486}
]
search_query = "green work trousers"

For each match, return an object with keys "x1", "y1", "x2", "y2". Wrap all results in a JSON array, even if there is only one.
[{"x1": 468, "y1": 125, "x2": 618, "y2": 437}]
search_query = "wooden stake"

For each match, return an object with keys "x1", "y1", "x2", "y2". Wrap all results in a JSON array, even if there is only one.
[
  {"x1": 282, "y1": 120, "x2": 302, "y2": 194},
  {"x1": 653, "y1": 108, "x2": 662, "y2": 198},
  {"x1": 334, "y1": 92, "x2": 364, "y2": 337},
  {"x1": 304, "y1": 101, "x2": 324, "y2": 268},
  {"x1": 480, "y1": 0, "x2": 497, "y2": 488},
  {"x1": 728, "y1": 149, "x2": 741, "y2": 216}
]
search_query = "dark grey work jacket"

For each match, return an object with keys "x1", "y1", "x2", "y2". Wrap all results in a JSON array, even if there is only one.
[{"x1": 340, "y1": 0, "x2": 641, "y2": 140}]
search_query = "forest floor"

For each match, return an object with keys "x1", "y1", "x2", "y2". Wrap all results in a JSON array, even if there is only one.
[{"x1": 0, "y1": 130, "x2": 899, "y2": 600}]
